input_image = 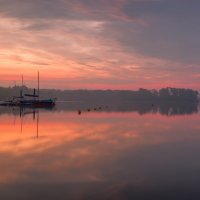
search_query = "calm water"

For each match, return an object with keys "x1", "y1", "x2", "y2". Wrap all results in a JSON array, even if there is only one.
[{"x1": 0, "y1": 102, "x2": 200, "y2": 200}]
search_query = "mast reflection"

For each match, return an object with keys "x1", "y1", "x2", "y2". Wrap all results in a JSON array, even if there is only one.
[{"x1": 10, "y1": 106, "x2": 47, "y2": 138}]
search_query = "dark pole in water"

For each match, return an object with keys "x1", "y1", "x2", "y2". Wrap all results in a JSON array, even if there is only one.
[
  {"x1": 37, "y1": 110, "x2": 39, "y2": 138},
  {"x1": 20, "y1": 107, "x2": 23, "y2": 133}
]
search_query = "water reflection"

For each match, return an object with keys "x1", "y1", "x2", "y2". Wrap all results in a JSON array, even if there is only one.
[
  {"x1": 49, "y1": 100, "x2": 199, "y2": 116},
  {"x1": 0, "y1": 100, "x2": 198, "y2": 116},
  {"x1": 0, "y1": 103, "x2": 200, "y2": 199}
]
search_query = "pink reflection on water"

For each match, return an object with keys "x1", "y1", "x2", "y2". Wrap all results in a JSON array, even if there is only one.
[{"x1": 0, "y1": 111, "x2": 199, "y2": 184}]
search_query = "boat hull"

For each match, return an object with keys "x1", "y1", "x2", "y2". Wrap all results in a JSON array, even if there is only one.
[
  {"x1": 20, "y1": 99, "x2": 55, "y2": 107},
  {"x1": 0, "y1": 99, "x2": 56, "y2": 108}
]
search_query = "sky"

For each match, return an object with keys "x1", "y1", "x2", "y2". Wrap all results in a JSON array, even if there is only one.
[{"x1": 0, "y1": 0, "x2": 200, "y2": 90}]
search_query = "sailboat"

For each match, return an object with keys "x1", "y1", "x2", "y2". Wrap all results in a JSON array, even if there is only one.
[
  {"x1": 20, "y1": 72, "x2": 55, "y2": 107},
  {"x1": 0, "y1": 72, "x2": 56, "y2": 107}
]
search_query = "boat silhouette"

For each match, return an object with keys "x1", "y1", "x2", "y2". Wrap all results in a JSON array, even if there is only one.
[{"x1": 0, "y1": 72, "x2": 56, "y2": 108}]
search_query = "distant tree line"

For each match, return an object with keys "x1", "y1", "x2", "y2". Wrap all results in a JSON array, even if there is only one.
[
  {"x1": 0, "y1": 86, "x2": 199, "y2": 103},
  {"x1": 0, "y1": 87, "x2": 199, "y2": 116}
]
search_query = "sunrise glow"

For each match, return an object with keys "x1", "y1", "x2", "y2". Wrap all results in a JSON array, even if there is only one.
[{"x1": 0, "y1": 0, "x2": 199, "y2": 90}]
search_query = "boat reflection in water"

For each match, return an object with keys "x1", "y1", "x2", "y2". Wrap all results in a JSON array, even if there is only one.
[
  {"x1": 5, "y1": 106, "x2": 55, "y2": 139},
  {"x1": 0, "y1": 102, "x2": 199, "y2": 200}
]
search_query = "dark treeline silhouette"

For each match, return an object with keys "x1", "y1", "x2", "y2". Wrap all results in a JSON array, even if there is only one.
[
  {"x1": 0, "y1": 87, "x2": 199, "y2": 116},
  {"x1": 0, "y1": 86, "x2": 199, "y2": 103}
]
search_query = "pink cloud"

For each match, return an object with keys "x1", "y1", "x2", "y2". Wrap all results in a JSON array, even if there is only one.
[{"x1": 0, "y1": 1, "x2": 199, "y2": 90}]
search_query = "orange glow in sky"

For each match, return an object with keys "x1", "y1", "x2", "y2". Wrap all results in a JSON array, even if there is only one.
[{"x1": 0, "y1": 1, "x2": 200, "y2": 90}]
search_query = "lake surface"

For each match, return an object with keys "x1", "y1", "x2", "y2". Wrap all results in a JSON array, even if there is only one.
[{"x1": 0, "y1": 102, "x2": 200, "y2": 200}]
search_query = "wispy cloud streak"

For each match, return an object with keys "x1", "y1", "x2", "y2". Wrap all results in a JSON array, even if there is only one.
[{"x1": 0, "y1": 0, "x2": 199, "y2": 89}]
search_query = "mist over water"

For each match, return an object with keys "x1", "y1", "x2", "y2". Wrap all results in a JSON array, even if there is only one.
[{"x1": 0, "y1": 102, "x2": 200, "y2": 200}]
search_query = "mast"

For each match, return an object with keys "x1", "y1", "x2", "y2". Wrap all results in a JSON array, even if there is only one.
[
  {"x1": 20, "y1": 74, "x2": 24, "y2": 98},
  {"x1": 38, "y1": 71, "x2": 40, "y2": 99},
  {"x1": 22, "y1": 74, "x2": 24, "y2": 86}
]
